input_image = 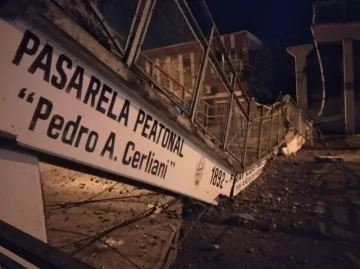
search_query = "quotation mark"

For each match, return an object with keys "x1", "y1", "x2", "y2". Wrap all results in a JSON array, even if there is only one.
[
  {"x1": 18, "y1": 88, "x2": 35, "y2": 103},
  {"x1": 170, "y1": 161, "x2": 175, "y2": 167}
]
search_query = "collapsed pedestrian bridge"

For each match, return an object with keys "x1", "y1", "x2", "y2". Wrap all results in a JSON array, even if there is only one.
[{"x1": 0, "y1": 0, "x2": 312, "y2": 205}]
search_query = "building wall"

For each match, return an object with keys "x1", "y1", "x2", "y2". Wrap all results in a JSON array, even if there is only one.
[
  {"x1": 138, "y1": 31, "x2": 261, "y2": 126},
  {"x1": 139, "y1": 41, "x2": 202, "y2": 100},
  {"x1": 140, "y1": 31, "x2": 261, "y2": 97}
]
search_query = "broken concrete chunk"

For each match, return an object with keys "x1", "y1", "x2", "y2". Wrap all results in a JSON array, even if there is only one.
[
  {"x1": 313, "y1": 201, "x2": 326, "y2": 215},
  {"x1": 238, "y1": 213, "x2": 255, "y2": 222},
  {"x1": 314, "y1": 156, "x2": 344, "y2": 163},
  {"x1": 246, "y1": 248, "x2": 255, "y2": 254}
]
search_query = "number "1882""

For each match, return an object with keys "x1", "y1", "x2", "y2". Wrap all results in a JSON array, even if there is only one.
[{"x1": 210, "y1": 166, "x2": 225, "y2": 189}]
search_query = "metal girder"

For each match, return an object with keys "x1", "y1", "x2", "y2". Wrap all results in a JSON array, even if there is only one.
[
  {"x1": 124, "y1": 0, "x2": 157, "y2": 67},
  {"x1": 257, "y1": 106, "x2": 264, "y2": 158}
]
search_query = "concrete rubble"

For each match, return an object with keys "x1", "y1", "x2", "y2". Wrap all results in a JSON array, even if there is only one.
[
  {"x1": 174, "y1": 149, "x2": 360, "y2": 269},
  {"x1": 41, "y1": 163, "x2": 181, "y2": 269}
]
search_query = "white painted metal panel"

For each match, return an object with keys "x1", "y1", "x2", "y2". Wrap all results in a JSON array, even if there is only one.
[
  {"x1": 0, "y1": 19, "x2": 237, "y2": 204},
  {"x1": 0, "y1": 148, "x2": 46, "y2": 269},
  {"x1": 232, "y1": 160, "x2": 267, "y2": 196}
]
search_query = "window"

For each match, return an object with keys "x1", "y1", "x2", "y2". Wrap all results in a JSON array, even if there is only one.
[
  {"x1": 226, "y1": 72, "x2": 234, "y2": 84},
  {"x1": 215, "y1": 50, "x2": 223, "y2": 63},
  {"x1": 159, "y1": 61, "x2": 169, "y2": 89},
  {"x1": 228, "y1": 49, "x2": 237, "y2": 60},
  {"x1": 183, "y1": 55, "x2": 192, "y2": 89},
  {"x1": 216, "y1": 102, "x2": 228, "y2": 116},
  {"x1": 183, "y1": 56, "x2": 191, "y2": 69},
  {"x1": 204, "y1": 86, "x2": 211, "y2": 94}
]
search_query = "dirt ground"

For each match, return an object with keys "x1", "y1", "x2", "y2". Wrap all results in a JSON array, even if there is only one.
[
  {"x1": 41, "y1": 163, "x2": 182, "y2": 269},
  {"x1": 41, "y1": 148, "x2": 360, "y2": 269},
  {"x1": 174, "y1": 149, "x2": 360, "y2": 269}
]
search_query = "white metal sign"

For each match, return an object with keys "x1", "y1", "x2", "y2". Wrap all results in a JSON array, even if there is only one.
[
  {"x1": 232, "y1": 160, "x2": 267, "y2": 196},
  {"x1": 0, "y1": 19, "x2": 243, "y2": 204}
]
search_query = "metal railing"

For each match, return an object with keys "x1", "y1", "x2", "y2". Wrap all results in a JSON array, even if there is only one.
[{"x1": 53, "y1": 0, "x2": 312, "y2": 168}]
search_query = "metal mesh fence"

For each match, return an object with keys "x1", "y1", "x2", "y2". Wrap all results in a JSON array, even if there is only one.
[
  {"x1": 136, "y1": 0, "x2": 204, "y2": 114},
  {"x1": 271, "y1": 110, "x2": 279, "y2": 148},
  {"x1": 195, "y1": 60, "x2": 230, "y2": 142},
  {"x1": 225, "y1": 102, "x2": 247, "y2": 162},
  {"x1": 96, "y1": 0, "x2": 140, "y2": 49},
  {"x1": 137, "y1": 53, "x2": 194, "y2": 112},
  {"x1": 244, "y1": 119, "x2": 261, "y2": 165},
  {"x1": 285, "y1": 101, "x2": 302, "y2": 133},
  {"x1": 53, "y1": 0, "x2": 115, "y2": 50},
  {"x1": 50, "y1": 0, "x2": 313, "y2": 168},
  {"x1": 278, "y1": 108, "x2": 285, "y2": 142},
  {"x1": 258, "y1": 107, "x2": 272, "y2": 157}
]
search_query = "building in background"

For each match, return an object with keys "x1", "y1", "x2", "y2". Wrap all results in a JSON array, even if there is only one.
[
  {"x1": 138, "y1": 30, "x2": 262, "y2": 132},
  {"x1": 141, "y1": 30, "x2": 261, "y2": 95},
  {"x1": 287, "y1": 0, "x2": 360, "y2": 134}
]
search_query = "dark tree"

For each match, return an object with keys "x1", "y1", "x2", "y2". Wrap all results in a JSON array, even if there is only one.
[{"x1": 240, "y1": 45, "x2": 295, "y2": 104}]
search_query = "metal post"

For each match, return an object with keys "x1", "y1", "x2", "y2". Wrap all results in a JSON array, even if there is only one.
[
  {"x1": 149, "y1": 61, "x2": 155, "y2": 90},
  {"x1": 176, "y1": 0, "x2": 249, "y2": 121},
  {"x1": 242, "y1": 100, "x2": 253, "y2": 164},
  {"x1": 257, "y1": 106, "x2": 264, "y2": 158},
  {"x1": 242, "y1": 121, "x2": 251, "y2": 165},
  {"x1": 89, "y1": 2, "x2": 124, "y2": 55},
  {"x1": 269, "y1": 106, "x2": 275, "y2": 152},
  {"x1": 310, "y1": 121, "x2": 314, "y2": 147},
  {"x1": 190, "y1": 26, "x2": 214, "y2": 123},
  {"x1": 181, "y1": 86, "x2": 186, "y2": 108},
  {"x1": 280, "y1": 107, "x2": 285, "y2": 140},
  {"x1": 277, "y1": 108, "x2": 281, "y2": 144},
  {"x1": 205, "y1": 104, "x2": 209, "y2": 128},
  {"x1": 124, "y1": 0, "x2": 157, "y2": 67},
  {"x1": 222, "y1": 73, "x2": 236, "y2": 149},
  {"x1": 125, "y1": 0, "x2": 143, "y2": 51},
  {"x1": 222, "y1": 92, "x2": 234, "y2": 149}
]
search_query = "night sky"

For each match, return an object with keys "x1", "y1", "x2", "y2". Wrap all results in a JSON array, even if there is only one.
[{"x1": 205, "y1": 0, "x2": 314, "y2": 47}]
